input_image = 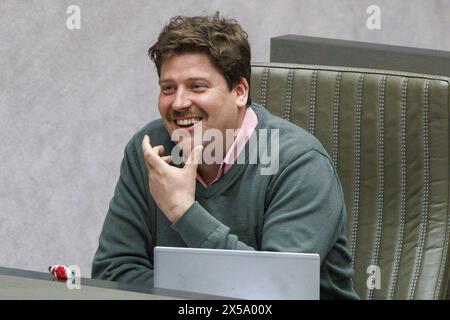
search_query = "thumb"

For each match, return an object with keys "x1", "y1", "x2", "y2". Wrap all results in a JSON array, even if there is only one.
[{"x1": 185, "y1": 145, "x2": 203, "y2": 170}]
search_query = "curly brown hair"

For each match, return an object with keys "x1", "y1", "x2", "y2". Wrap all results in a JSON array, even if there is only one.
[{"x1": 148, "y1": 13, "x2": 252, "y2": 106}]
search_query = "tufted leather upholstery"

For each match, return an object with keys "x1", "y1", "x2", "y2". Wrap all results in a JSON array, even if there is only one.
[{"x1": 250, "y1": 62, "x2": 450, "y2": 299}]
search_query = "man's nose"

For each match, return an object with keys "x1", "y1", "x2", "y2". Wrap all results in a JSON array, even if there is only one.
[{"x1": 172, "y1": 88, "x2": 192, "y2": 110}]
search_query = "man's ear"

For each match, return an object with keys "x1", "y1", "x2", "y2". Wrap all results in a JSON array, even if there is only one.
[{"x1": 234, "y1": 77, "x2": 249, "y2": 108}]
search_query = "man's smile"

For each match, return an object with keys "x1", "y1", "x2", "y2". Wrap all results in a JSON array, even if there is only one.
[{"x1": 174, "y1": 117, "x2": 203, "y2": 128}]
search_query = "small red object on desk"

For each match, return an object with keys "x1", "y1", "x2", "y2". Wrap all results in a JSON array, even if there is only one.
[{"x1": 49, "y1": 264, "x2": 73, "y2": 280}]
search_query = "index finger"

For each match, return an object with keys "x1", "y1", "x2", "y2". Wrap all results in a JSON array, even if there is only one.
[{"x1": 141, "y1": 135, "x2": 167, "y2": 169}]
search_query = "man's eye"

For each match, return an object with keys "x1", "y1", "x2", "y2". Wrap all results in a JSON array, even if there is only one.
[
  {"x1": 191, "y1": 82, "x2": 207, "y2": 91},
  {"x1": 161, "y1": 86, "x2": 175, "y2": 95}
]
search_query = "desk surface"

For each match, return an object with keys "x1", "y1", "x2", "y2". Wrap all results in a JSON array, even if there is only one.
[{"x1": 0, "y1": 267, "x2": 228, "y2": 300}]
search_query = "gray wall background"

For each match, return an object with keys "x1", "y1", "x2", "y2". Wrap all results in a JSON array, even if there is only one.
[{"x1": 1, "y1": 0, "x2": 449, "y2": 278}]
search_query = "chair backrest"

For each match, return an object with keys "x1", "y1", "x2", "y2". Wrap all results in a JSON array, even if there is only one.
[{"x1": 250, "y1": 62, "x2": 450, "y2": 299}]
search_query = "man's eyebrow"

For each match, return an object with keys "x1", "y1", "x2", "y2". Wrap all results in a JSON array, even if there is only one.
[
  {"x1": 188, "y1": 77, "x2": 210, "y2": 82},
  {"x1": 158, "y1": 79, "x2": 172, "y2": 85},
  {"x1": 158, "y1": 77, "x2": 210, "y2": 85}
]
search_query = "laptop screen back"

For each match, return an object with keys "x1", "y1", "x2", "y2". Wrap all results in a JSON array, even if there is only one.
[{"x1": 154, "y1": 247, "x2": 320, "y2": 300}]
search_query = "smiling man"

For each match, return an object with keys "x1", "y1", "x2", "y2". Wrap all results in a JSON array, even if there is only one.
[{"x1": 91, "y1": 13, "x2": 359, "y2": 299}]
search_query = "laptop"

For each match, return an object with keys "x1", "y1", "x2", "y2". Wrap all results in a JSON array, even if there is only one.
[{"x1": 153, "y1": 246, "x2": 320, "y2": 300}]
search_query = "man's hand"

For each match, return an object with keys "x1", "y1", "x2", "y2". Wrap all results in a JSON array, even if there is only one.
[{"x1": 141, "y1": 135, "x2": 203, "y2": 224}]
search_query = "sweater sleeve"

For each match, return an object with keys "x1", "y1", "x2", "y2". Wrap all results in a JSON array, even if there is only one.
[
  {"x1": 91, "y1": 140, "x2": 154, "y2": 286},
  {"x1": 172, "y1": 201, "x2": 256, "y2": 250}
]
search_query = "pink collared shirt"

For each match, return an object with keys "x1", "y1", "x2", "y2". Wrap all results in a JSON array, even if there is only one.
[{"x1": 197, "y1": 107, "x2": 258, "y2": 187}]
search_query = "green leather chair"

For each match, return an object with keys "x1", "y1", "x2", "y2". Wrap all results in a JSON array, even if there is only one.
[{"x1": 250, "y1": 62, "x2": 450, "y2": 299}]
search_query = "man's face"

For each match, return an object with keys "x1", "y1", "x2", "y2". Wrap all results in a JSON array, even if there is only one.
[{"x1": 158, "y1": 52, "x2": 248, "y2": 155}]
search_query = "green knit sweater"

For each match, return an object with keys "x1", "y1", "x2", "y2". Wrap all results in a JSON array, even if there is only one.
[{"x1": 92, "y1": 104, "x2": 359, "y2": 299}]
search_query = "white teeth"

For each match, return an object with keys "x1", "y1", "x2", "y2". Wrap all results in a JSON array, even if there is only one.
[{"x1": 176, "y1": 118, "x2": 201, "y2": 126}]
